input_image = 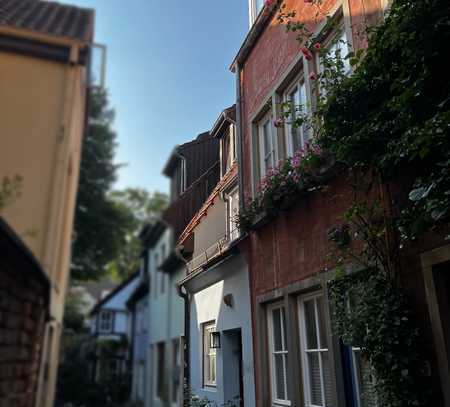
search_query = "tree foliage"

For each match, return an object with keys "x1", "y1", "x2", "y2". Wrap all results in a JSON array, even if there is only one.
[
  {"x1": 71, "y1": 88, "x2": 129, "y2": 281},
  {"x1": 107, "y1": 188, "x2": 168, "y2": 280},
  {"x1": 71, "y1": 89, "x2": 168, "y2": 281}
]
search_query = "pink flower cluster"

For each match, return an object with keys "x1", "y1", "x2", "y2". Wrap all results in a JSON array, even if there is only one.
[
  {"x1": 301, "y1": 47, "x2": 313, "y2": 61},
  {"x1": 264, "y1": 0, "x2": 276, "y2": 8},
  {"x1": 251, "y1": 141, "x2": 325, "y2": 215}
]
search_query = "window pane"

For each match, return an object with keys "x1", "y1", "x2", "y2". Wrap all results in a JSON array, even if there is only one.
[
  {"x1": 263, "y1": 120, "x2": 273, "y2": 170},
  {"x1": 274, "y1": 354, "x2": 286, "y2": 400},
  {"x1": 210, "y1": 354, "x2": 216, "y2": 383},
  {"x1": 317, "y1": 297, "x2": 329, "y2": 349},
  {"x1": 299, "y1": 83, "x2": 309, "y2": 145},
  {"x1": 272, "y1": 308, "x2": 283, "y2": 351},
  {"x1": 304, "y1": 300, "x2": 318, "y2": 349},
  {"x1": 321, "y1": 351, "x2": 334, "y2": 406},
  {"x1": 308, "y1": 352, "x2": 323, "y2": 405}
]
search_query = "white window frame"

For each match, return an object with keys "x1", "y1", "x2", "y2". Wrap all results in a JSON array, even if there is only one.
[
  {"x1": 298, "y1": 293, "x2": 333, "y2": 407},
  {"x1": 283, "y1": 74, "x2": 310, "y2": 157},
  {"x1": 267, "y1": 302, "x2": 291, "y2": 406},
  {"x1": 258, "y1": 110, "x2": 277, "y2": 179},
  {"x1": 226, "y1": 186, "x2": 240, "y2": 242},
  {"x1": 203, "y1": 321, "x2": 217, "y2": 388},
  {"x1": 99, "y1": 310, "x2": 113, "y2": 333}
]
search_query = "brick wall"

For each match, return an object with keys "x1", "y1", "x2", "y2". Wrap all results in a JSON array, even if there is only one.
[
  {"x1": 236, "y1": 1, "x2": 447, "y2": 405},
  {"x1": 0, "y1": 218, "x2": 49, "y2": 407}
]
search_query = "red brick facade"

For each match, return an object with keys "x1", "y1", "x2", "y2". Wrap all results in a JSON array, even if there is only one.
[
  {"x1": 0, "y1": 219, "x2": 49, "y2": 407},
  {"x1": 236, "y1": 1, "x2": 449, "y2": 406}
]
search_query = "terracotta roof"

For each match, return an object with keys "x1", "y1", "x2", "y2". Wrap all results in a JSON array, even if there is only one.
[{"x1": 0, "y1": 0, "x2": 94, "y2": 42}]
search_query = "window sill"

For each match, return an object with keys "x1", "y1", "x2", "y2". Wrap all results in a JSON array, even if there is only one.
[{"x1": 248, "y1": 157, "x2": 339, "y2": 232}]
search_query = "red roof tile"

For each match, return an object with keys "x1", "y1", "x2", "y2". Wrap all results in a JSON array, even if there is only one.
[{"x1": 0, "y1": 0, "x2": 94, "y2": 42}]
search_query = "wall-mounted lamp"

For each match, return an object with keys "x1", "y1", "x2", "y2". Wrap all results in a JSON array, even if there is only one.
[
  {"x1": 223, "y1": 293, "x2": 234, "y2": 308},
  {"x1": 210, "y1": 331, "x2": 221, "y2": 349}
]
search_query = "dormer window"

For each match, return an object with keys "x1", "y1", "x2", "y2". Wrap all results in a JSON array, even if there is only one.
[
  {"x1": 226, "y1": 186, "x2": 240, "y2": 241},
  {"x1": 221, "y1": 124, "x2": 237, "y2": 176},
  {"x1": 170, "y1": 157, "x2": 186, "y2": 201}
]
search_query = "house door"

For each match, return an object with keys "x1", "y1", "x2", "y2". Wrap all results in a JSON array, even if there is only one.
[{"x1": 223, "y1": 329, "x2": 244, "y2": 407}]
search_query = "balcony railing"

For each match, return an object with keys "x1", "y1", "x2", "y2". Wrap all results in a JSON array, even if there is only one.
[{"x1": 186, "y1": 227, "x2": 240, "y2": 275}]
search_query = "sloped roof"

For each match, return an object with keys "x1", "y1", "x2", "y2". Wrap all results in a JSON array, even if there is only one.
[
  {"x1": 0, "y1": 0, "x2": 94, "y2": 42},
  {"x1": 89, "y1": 271, "x2": 139, "y2": 315}
]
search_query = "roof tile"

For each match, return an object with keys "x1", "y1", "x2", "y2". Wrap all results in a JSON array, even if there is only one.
[{"x1": 0, "y1": 0, "x2": 94, "y2": 42}]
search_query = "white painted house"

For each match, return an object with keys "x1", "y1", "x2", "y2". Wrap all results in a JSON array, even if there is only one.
[
  {"x1": 177, "y1": 106, "x2": 256, "y2": 407},
  {"x1": 127, "y1": 266, "x2": 150, "y2": 404},
  {"x1": 89, "y1": 272, "x2": 140, "y2": 381},
  {"x1": 141, "y1": 219, "x2": 184, "y2": 407}
]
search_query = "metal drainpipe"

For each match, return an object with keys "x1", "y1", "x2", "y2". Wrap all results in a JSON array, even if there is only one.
[
  {"x1": 173, "y1": 243, "x2": 190, "y2": 405},
  {"x1": 235, "y1": 62, "x2": 245, "y2": 212}
]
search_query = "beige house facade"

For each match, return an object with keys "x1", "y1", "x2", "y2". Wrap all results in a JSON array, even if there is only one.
[{"x1": 0, "y1": 1, "x2": 94, "y2": 406}]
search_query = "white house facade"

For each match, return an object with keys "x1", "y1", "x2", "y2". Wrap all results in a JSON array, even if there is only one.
[
  {"x1": 142, "y1": 221, "x2": 184, "y2": 407},
  {"x1": 176, "y1": 106, "x2": 256, "y2": 407},
  {"x1": 89, "y1": 273, "x2": 140, "y2": 381}
]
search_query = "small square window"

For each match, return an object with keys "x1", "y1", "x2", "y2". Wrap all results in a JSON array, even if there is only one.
[{"x1": 99, "y1": 310, "x2": 113, "y2": 333}]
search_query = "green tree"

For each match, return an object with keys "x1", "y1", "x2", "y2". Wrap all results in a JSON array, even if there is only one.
[
  {"x1": 71, "y1": 88, "x2": 130, "y2": 281},
  {"x1": 107, "y1": 188, "x2": 168, "y2": 280},
  {"x1": 71, "y1": 89, "x2": 169, "y2": 281},
  {"x1": 63, "y1": 290, "x2": 89, "y2": 333}
]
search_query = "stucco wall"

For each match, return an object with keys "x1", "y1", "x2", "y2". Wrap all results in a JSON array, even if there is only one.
[
  {"x1": 147, "y1": 229, "x2": 184, "y2": 407},
  {"x1": 0, "y1": 52, "x2": 64, "y2": 262},
  {"x1": 192, "y1": 194, "x2": 227, "y2": 260},
  {"x1": 189, "y1": 255, "x2": 255, "y2": 407},
  {"x1": 0, "y1": 47, "x2": 87, "y2": 407}
]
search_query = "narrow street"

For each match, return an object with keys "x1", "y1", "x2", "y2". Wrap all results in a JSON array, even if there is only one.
[{"x1": 1, "y1": 0, "x2": 449, "y2": 406}]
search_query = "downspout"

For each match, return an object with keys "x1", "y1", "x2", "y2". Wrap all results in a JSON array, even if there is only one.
[
  {"x1": 175, "y1": 245, "x2": 190, "y2": 406},
  {"x1": 235, "y1": 62, "x2": 245, "y2": 212}
]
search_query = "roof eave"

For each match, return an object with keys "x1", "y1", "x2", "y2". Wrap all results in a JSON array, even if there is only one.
[{"x1": 230, "y1": 2, "x2": 280, "y2": 72}]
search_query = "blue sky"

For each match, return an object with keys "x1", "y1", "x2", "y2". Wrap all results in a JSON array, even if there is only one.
[{"x1": 61, "y1": 0, "x2": 248, "y2": 193}]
